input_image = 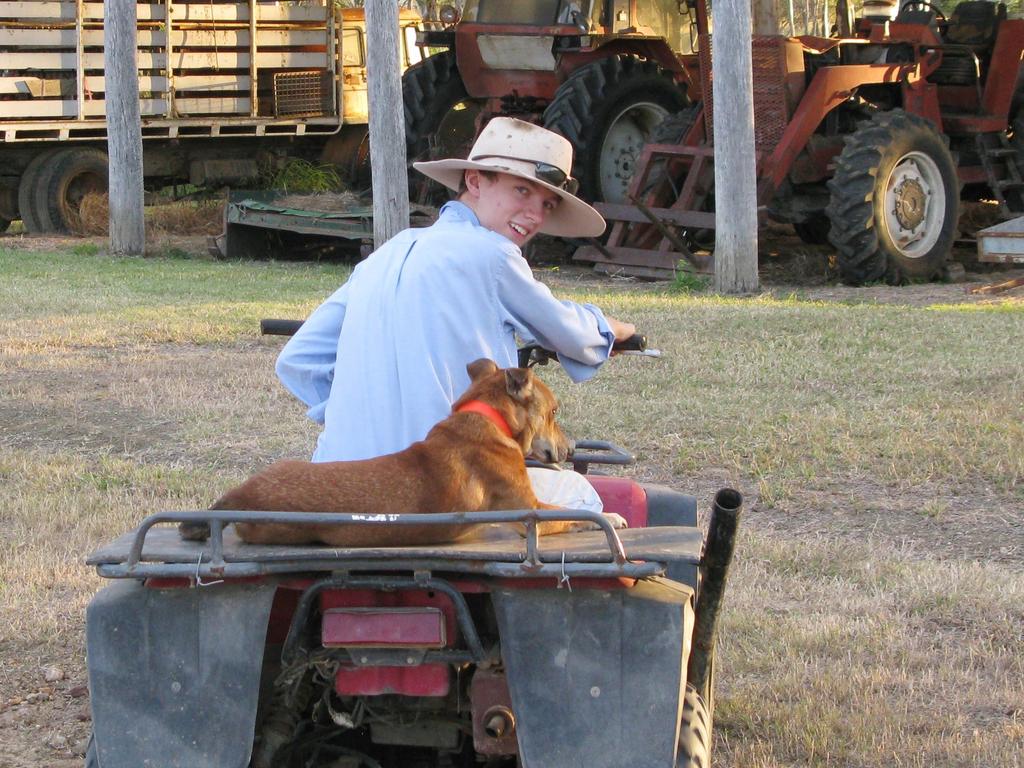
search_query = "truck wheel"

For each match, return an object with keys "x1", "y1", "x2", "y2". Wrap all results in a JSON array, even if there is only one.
[
  {"x1": 402, "y1": 50, "x2": 485, "y2": 205},
  {"x1": 826, "y1": 110, "x2": 958, "y2": 285},
  {"x1": 543, "y1": 55, "x2": 689, "y2": 204},
  {"x1": 17, "y1": 148, "x2": 62, "y2": 234},
  {"x1": 34, "y1": 147, "x2": 109, "y2": 233},
  {"x1": 676, "y1": 683, "x2": 711, "y2": 768}
]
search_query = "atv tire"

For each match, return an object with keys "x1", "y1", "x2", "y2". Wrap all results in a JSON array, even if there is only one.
[
  {"x1": 676, "y1": 683, "x2": 712, "y2": 768},
  {"x1": 543, "y1": 55, "x2": 689, "y2": 204},
  {"x1": 402, "y1": 50, "x2": 485, "y2": 206},
  {"x1": 826, "y1": 109, "x2": 959, "y2": 285}
]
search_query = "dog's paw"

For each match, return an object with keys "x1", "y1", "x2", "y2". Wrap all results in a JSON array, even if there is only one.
[
  {"x1": 567, "y1": 513, "x2": 629, "y2": 533},
  {"x1": 178, "y1": 520, "x2": 211, "y2": 542},
  {"x1": 603, "y1": 512, "x2": 628, "y2": 530}
]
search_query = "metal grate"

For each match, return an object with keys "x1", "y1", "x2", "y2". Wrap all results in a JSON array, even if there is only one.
[
  {"x1": 273, "y1": 70, "x2": 332, "y2": 118},
  {"x1": 698, "y1": 35, "x2": 804, "y2": 155}
]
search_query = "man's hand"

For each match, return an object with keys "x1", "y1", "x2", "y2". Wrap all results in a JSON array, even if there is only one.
[{"x1": 607, "y1": 317, "x2": 637, "y2": 350}]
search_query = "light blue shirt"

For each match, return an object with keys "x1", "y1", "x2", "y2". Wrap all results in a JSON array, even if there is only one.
[{"x1": 276, "y1": 201, "x2": 615, "y2": 462}]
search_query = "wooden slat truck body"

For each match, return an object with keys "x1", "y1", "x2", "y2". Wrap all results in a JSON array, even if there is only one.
[{"x1": 0, "y1": 1, "x2": 422, "y2": 233}]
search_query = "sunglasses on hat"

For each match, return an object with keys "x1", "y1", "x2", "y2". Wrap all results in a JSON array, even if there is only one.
[{"x1": 470, "y1": 154, "x2": 580, "y2": 195}]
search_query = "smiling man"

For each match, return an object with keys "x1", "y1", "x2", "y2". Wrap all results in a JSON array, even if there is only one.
[{"x1": 275, "y1": 118, "x2": 634, "y2": 509}]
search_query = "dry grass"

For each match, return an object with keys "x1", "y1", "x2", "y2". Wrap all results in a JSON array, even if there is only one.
[
  {"x1": 0, "y1": 243, "x2": 1022, "y2": 765},
  {"x1": 73, "y1": 191, "x2": 224, "y2": 237}
]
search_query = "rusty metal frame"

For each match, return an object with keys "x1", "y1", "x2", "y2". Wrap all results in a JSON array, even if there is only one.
[{"x1": 92, "y1": 508, "x2": 668, "y2": 581}]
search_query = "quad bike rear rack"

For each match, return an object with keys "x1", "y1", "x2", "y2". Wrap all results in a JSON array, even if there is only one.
[{"x1": 87, "y1": 506, "x2": 703, "y2": 581}]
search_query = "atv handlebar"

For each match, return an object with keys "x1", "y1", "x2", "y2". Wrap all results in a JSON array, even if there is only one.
[{"x1": 260, "y1": 318, "x2": 648, "y2": 366}]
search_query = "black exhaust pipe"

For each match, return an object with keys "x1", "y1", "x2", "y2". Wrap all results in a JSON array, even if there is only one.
[{"x1": 687, "y1": 487, "x2": 742, "y2": 701}]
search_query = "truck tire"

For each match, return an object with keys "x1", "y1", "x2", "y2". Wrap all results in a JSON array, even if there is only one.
[
  {"x1": 826, "y1": 110, "x2": 958, "y2": 285},
  {"x1": 17, "y1": 148, "x2": 62, "y2": 234},
  {"x1": 676, "y1": 683, "x2": 711, "y2": 768},
  {"x1": 402, "y1": 50, "x2": 485, "y2": 205},
  {"x1": 543, "y1": 55, "x2": 689, "y2": 204},
  {"x1": 34, "y1": 147, "x2": 109, "y2": 233}
]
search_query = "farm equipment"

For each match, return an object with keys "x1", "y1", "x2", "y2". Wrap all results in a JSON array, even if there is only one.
[
  {"x1": 580, "y1": 0, "x2": 1024, "y2": 284},
  {"x1": 403, "y1": 0, "x2": 702, "y2": 204},
  {"x1": 0, "y1": 1, "x2": 422, "y2": 234},
  {"x1": 82, "y1": 332, "x2": 742, "y2": 768}
]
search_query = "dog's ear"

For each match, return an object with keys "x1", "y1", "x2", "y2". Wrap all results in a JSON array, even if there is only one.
[
  {"x1": 467, "y1": 359, "x2": 499, "y2": 382},
  {"x1": 504, "y1": 367, "x2": 535, "y2": 403}
]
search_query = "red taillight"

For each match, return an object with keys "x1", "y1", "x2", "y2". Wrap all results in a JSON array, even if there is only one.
[{"x1": 322, "y1": 607, "x2": 446, "y2": 648}]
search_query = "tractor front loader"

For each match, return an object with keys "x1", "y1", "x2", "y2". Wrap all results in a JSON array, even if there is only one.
[{"x1": 581, "y1": 0, "x2": 1024, "y2": 285}]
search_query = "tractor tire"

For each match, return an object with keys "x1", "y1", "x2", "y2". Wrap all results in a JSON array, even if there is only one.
[
  {"x1": 826, "y1": 109, "x2": 959, "y2": 285},
  {"x1": 33, "y1": 146, "x2": 109, "y2": 233},
  {"x1": 676, "y1": 683, "x2": 712, "y2": 768},
  {"x1": 17, "y1": 148, "x2": 62, "y2": 234},
  {"x1": 402, "y1": 50, "x2": 486, "y2": 206},
  {"x1": 0, "y1": 216, "x2": 10, "y2": 233},
  {"x1": 792, "y1": 213, "x2": 831, "y2": 244},
  {"x1": 543, "y1": 55, "x2": 689, "y2": 204}
]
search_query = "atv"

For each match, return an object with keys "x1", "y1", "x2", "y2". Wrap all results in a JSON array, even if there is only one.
[{"x1": 83, "y1": 333, "x2": 741, "y2": 768}]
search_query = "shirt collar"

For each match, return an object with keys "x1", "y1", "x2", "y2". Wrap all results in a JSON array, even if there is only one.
[{"x1": 439, "y1": 200, "x2": 480, "y2": 226}]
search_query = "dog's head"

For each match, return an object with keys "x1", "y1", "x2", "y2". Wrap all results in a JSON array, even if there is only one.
[{"x1": 455, "y1": 359, "x2": 572, "y2": 464}]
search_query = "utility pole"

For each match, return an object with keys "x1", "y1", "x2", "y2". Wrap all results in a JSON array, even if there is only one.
[
  {"x1": 713, "y1": 0, "x2": 760, "y2": 293},
  {"x1": 364, "y1": 0, "x2": 410, "y2": 247},
  {"x1": 104, "y1": 0, "x2": 145, "y2": 255}
]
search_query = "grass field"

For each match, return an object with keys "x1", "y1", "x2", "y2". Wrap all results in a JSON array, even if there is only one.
[{"x1": 0, "y1": 241, "x2": 1021, "y2": 766}]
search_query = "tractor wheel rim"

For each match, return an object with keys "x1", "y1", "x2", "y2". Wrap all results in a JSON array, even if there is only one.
[
  {"x1": 882, "y1": 150, "x2": 946, "y2": 258},
  {"x1": 599, "y1": 101, "x2": 669, "y2": 203}
]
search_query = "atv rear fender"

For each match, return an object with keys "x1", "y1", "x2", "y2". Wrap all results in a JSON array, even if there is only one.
[{"x1": 86, "y1": 579, "x2": 278, "y2": 768}]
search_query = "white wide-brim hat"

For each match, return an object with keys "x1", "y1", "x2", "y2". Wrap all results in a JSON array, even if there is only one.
[{"x1": 413, "y1": 117, "x2": 606, "y2": 238}]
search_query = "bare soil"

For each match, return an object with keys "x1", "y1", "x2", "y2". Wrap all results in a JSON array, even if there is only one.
[{"x1": 1, "y1": 227, "x2": 1021, "y2": 767}]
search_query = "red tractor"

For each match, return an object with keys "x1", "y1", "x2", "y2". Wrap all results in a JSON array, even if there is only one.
[
  {"x1": 584, "y1": 0, "x2": 1024, "y2": 285},
  {"x1": 402, "y1": 0, "x2": 702, "y2": 204}
]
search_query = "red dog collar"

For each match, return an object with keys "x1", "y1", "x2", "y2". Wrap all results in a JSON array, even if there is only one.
[{"x1": 455, "y1": 400, "x2": 513, "y2": 438}]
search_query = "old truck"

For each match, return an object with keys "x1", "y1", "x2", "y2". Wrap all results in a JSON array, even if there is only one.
[{"x1": 0, "y1": 0, "x2": 423, "y2": 234}]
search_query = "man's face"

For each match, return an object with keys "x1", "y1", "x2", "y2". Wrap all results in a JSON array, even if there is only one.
[{"x1": 461, "y1": 170, "x2": 562, "y2": 247}]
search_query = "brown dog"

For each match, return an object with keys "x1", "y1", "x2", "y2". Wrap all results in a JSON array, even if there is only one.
[{"x1": 180, "y1": 359, "x2": 614, "y2": 547}]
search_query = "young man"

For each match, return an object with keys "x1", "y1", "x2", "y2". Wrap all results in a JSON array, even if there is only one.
[{"x1": 276, "y1": 118, "x2": 635, "y2": 510}]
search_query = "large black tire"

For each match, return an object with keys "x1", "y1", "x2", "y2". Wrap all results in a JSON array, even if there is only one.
[
  {"x1": 0, "y1": 217, "x2": 10, "y2": 233},
  {"x1": 543, "y1": 55, "x2": 689, "y2": 204},
  {"x1": 792, "y1": 213, "x2": 831, "y2": 245},
  {"x1": 402, "y1": 50, "x2": 486, "y2": 206},
  {"x1": 826, "y1": 110, "x2": 959, "y2": 285},
  {"x1": 17, "y1": 148, "x2": 62, "y2": 234},
  {"x1": 34, "y1": 147, "x2": 109, "y2": 233},
  {"x1": 676, "y1": 683, "x2": 712, "y2": 768}
]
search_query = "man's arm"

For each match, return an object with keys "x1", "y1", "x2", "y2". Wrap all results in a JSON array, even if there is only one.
[
  {"x1": 275, "y1": 283, "x2": 350, "y2": 423},
  {"x1": 495, "y1": 250, "x2": 632, "y2": 381}
]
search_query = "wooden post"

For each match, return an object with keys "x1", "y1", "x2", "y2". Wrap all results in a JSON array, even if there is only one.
[
  {"x1": 364, "y1": 0, "x2": 410, "y2": 248},
  {"x1": 104, "y1": 0, "x2": 145, "y2": 255},
  {"x1": 712, "y1": 0, "x2": 760, "y2": 293},
  {"x1": 752, "y1": 0, "x2": 778, "y2": 35}
]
